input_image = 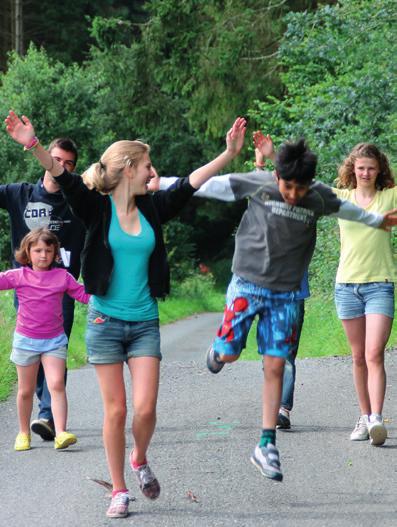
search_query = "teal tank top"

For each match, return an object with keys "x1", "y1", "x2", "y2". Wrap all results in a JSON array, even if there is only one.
[{"x1": 92, "y1": 199, "x2": 159, "y2": 321}]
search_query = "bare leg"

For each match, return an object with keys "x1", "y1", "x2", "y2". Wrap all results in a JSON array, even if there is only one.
[
  {"x1": 262, "y1": 356, "x2": 285, "y2": 429},
  {"x1": 341, "y1": 317, "x2": 370, "y2": 415},
  {"x1": 128, "y1": 357, "x2": 160, "y2": 465},
  {"x1": 95, "y1": 363, "x2": 127, "y2": 491},
  {"x1": 15, "y1": 362, "x2": 40, "y2": 434},
  {"x1": 365, "y1": 314, "x2": 392, "y2": 415},
  {"x1": 41, "y1": 355, "x2": 67, "y2": 435}
]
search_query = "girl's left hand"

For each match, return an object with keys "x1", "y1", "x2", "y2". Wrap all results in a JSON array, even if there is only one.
[
  {"x1": 147, "y1": 166, "x2": 160, "y2": 192},
  {"x1": 226, "y1": 117, "x2": 247, "y2": 157},
  {"x1": 5, "y1": 111, "x2": 36, "y2": 146}
]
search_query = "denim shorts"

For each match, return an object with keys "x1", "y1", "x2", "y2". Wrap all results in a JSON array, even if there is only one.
[
  {"x1": 212, "y1": 275, "x2": 300, "y2": 359},
  {"x1": 335, "y1": 282, "x2": 395, "y2": 320},
  {"x1": 10, "y1": 346, "x2": 67, "y2": 366},
  {"x1": 85, "y1": 307, "x2": 161, "y2": 364}
]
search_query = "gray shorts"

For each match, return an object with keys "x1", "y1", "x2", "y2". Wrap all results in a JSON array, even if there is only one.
[{"x1": 10, "y1": 346, "x2": 67, "y2": 366}]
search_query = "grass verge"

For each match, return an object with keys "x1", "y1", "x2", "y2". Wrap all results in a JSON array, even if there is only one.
[
  {"x1": 2, "y1": 287, "x2": 396, "y2": 400},
  {"x1": 0, "y1": 278, "x2": 224, "y2": 401},
  {"x1": 243, "y1": 294, "x2": 397, "y2": 360}
]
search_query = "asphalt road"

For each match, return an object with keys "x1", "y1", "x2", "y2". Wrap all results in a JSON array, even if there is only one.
[{"x1": 0, "y1": 313, "x2": 396, "y2": 527}]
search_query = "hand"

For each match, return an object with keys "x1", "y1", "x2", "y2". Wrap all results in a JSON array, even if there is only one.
[
  {"x1": 380, "y1": 208, "x2": 397, "y2": 230},
  {"x1": 253, "y1": 130, "x2": 275, "y2": 161},
  {"x1": 226, "y1": 117, "x2": 247, "y2": 157},
  {"x1": 5, "y1": 111, "x2": 36, "y2": 146},
  {"x1": 147, "y1": 166, "x2": 160, "y2": 192}
]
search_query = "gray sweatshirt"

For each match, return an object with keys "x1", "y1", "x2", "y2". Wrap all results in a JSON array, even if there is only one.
[{"x1": 159, "y1": 172, "x2": 383, "y2": 291}]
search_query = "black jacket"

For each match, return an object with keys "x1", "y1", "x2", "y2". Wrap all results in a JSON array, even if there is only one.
[
  {"x1": 0, "y1": 178, "x2": 85, "y2": 278},
  {"x1": 56, "y1": 171, "x2": 196, "y2": 297}
]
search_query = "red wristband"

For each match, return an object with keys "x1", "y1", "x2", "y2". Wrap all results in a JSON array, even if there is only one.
[{"x1": 23, "y1": 136, "x2": 39, "y2": 150}]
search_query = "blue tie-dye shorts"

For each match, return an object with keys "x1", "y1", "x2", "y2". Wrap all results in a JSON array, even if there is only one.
[{"x1": 212, "y1": 274, "x2": 300, "y2": 359}]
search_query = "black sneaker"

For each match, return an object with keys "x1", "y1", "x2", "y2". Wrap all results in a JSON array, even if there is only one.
[
  {"x1": 206, "y1": 345, "x2": 225, "y2": 374},
  {"x1": 276, "y1": 408, "x2": 291, "y2": 430},
  {"x1": 30, "y1": 418, "x2": 55, "y2": 441},
  {"x1": 250, "y1": 443, "x2": 283, "y2": 481}
]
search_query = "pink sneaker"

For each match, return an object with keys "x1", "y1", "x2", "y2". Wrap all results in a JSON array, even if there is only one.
[
  {"x1": 129, "y1": 451, "x2": 160, "y2": 500},
  {"x1": 106, "y1": 492, "x2": 129, "y2": 518}
]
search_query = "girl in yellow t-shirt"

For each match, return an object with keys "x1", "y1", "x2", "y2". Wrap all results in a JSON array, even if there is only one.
[{"x1": 333, "y1": 144, "x2": 396, "y2": 446}]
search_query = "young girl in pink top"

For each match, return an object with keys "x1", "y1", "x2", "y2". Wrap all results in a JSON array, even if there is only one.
[{"x1": 0, "y1": 228, "x2": 90, "y2": 451}]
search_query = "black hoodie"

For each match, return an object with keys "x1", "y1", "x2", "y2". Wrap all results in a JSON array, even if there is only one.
[{"x1": 0, "y1": 177, "x2": 86, "y2": 278}]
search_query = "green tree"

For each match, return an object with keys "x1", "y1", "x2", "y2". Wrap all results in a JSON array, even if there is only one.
[
  {"x1": 0, "y1": 1, "x2": 334, "y2": 272},
  {"x1": 250, "y1": 0, "x2": 396, "y2": 178},
  {"x1": 0, "y1": 45, "x2": 96, "y2": 265},
  {"x1": 0, "y1": 0, "x2": 148, "y2": 69},
  {"x1": 0, "y1": 45, "x2": 96, "y2": 181},
  {"x1": 249, "y1": 0, "x2": 397, "y2": 293}
]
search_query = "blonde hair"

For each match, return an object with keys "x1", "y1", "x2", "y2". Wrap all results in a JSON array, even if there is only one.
[
  {"x1": 15, "y1": 228, "x2": 60, "y2": 266},
  {"x1": 82, "y1": 140, "x2": 150, "y2": 194},
  {"x1": 335, "y1": 143, "x2": 394, "y2": 190}
]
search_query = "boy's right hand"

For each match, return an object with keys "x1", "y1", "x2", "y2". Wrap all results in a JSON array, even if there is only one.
[
  {"x1": 5, "y1": 111, "x2": 36, "y2": 146},
  {"x1": 253, "y1": 130, "x2": 275, "y2": 162}
]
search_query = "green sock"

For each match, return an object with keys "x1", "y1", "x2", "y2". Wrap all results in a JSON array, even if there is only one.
[{"x1": 259, "y1": 428, "x2": 276, "y2": 448}]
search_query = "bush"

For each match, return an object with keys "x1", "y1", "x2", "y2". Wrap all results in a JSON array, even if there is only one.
[{"x1": 172, "y1": 271, "x2": 216, "y2": 299}]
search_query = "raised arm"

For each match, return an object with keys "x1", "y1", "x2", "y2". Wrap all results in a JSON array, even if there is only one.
[
  {"x1": 253, "y1": 130, "x2": 276, "y2": 165},
  {"x1": 5, "y1": 111, "x2": 63, "y2": 177},
  {"x1": 188, "y1": 117, "x2": 246, "y2": 189}
]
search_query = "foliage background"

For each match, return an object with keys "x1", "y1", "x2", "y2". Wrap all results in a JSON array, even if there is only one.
[
  {"x1": 0, "y1": 0, "x2": 341, "y2": 273},
  {"x1": 0, "y1": 0, "x2": 396, "y2": 386}
]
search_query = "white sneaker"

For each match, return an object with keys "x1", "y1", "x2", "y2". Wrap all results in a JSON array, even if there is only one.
[
  {"x1": 350, "y1": 415, "x2": 369, "y2": 441},
  {"x1": 106, "y1": 492, "x2": 129, "y2": 518},
  {"x1": 129, "y1": 451, "x2": 160, "y2": 500},
  {"x1": 250, "y1": 443, "x2": 283, "y2": 481},
  {"x1": 368, "y1": 415, "x2": 387, "y2": 446}
]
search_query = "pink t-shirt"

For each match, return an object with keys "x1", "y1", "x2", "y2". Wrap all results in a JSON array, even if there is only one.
[{"x1": 0, "y1": 267, "x2": 90, "y2": 339}]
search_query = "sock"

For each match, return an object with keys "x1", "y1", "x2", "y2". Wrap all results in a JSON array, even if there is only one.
[
  {"x1": 132, "y1": 457, "x2": 147, "y2": 469},
  {"x1": 259, "y1": 428, "x2": 276, "y2": 448},
  {"x1": 369, "y1": 413, "x2": 382, "y2": 423},
  {"x1": 112, "y1": 488, "x2": 128, "y2": 497}
]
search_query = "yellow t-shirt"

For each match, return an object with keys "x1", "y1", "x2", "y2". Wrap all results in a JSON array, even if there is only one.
[{"x1": 333, "y1": 187, "x2": 397, "y2": 283}]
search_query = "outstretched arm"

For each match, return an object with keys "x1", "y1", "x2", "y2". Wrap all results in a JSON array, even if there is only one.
[
  {"x1": 331, "y1": 200, "x2": 397, "y2": 230},
  {"x1": 5, "y1": 111, "x2": 64, "y2": 177},
  {"x1": 188, "y1": 117, "x2": 246, "y2": 189}
]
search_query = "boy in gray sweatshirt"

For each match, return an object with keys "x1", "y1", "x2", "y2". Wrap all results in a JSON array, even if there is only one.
[{"x1": 158, "y1": 137, "x2": 395, "y2": 482}]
